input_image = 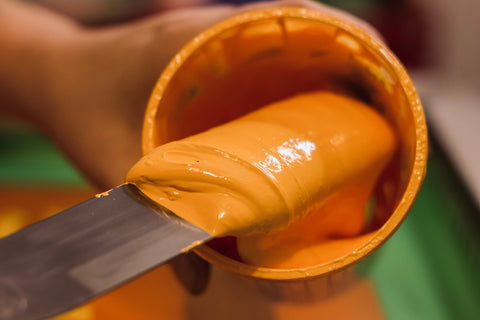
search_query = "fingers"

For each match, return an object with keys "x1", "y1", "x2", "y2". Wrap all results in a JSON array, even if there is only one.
[{"x1": 171, "y1": 252, "x2": 211, "y2": 295}]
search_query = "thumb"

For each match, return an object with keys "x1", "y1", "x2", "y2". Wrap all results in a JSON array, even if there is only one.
[{"x1": 171, "y1": 251, "x2": 211, "y2": 295}]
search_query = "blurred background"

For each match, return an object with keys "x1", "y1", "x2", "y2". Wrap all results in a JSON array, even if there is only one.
[{"x1": 1, "y1": 0, "x2": 479, "y2": 319}]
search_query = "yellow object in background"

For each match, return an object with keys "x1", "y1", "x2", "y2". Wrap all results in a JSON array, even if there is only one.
[
  {"x1": 49, "y1": 305, "x2": 95, "y2": 320},
  {"x1": 0, "y1": 208, "x2": 28, "y2": 238}
]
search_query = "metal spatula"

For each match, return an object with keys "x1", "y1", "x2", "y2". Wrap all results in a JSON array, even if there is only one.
[{"x1": 0, "y1": 184, "x2": 212, "y2": 320}]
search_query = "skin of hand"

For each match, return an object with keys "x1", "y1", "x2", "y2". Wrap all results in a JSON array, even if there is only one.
[{"x1": 0, "y1": 0, "x2": 380, "y2": 295}]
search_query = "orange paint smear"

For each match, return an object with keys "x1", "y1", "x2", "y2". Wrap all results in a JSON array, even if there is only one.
[{"x1": 128, "y1": 91, "x2": 396, "y2": 268}]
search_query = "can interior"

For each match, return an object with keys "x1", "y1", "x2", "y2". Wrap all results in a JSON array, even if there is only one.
[{"x1": 146, "y1": 13, "x2": 418, "y2": 278}]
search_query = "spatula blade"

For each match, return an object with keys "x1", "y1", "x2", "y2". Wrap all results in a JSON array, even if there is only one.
[{"x1": 0, "y1": 184, "x2": 211, "y2": 320}]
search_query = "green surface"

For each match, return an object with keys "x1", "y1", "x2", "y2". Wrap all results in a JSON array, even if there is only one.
[
  {"x1": 360, "y1": 145, "x2": 480, "y2": 320},
  {"x1": 0, "y1": 122, "x2": 89, "y2": 188}
]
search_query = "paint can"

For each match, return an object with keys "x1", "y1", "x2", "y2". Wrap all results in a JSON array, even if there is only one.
[{"x1": 139, "y1": 7, "x2": 427, "y2": 317}]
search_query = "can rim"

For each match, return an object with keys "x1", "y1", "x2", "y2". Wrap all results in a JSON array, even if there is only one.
[{"x1": 142, "y1": 7, "x2": 428, "y2": 281}]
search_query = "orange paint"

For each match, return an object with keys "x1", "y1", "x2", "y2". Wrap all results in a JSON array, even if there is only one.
[{"x1": 128, "y1": 92, "x2": 395, "y2": 238}]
